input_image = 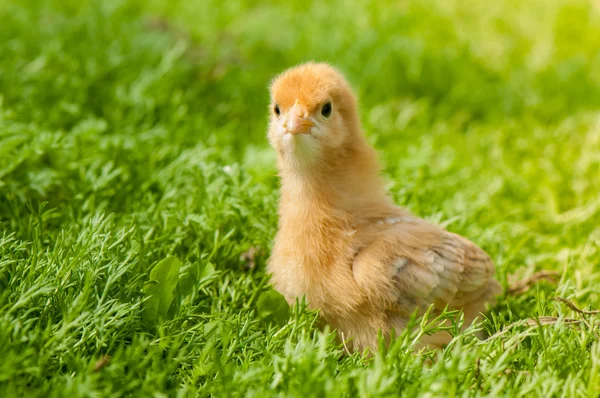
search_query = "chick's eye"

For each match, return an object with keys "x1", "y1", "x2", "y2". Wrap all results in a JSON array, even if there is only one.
[
  {"x1": 321, "y1": 102, "x2": 332, "y2": 119},
  {"x1": 274, "y1": 105, "x2": 280, "y2": 116}
]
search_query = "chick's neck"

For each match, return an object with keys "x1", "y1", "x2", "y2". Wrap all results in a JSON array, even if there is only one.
[{"x1": 278, "y1": 135, "x2": 393, "y2": 220}]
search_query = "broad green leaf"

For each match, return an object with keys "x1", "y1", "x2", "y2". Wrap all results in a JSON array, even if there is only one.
[
  {"x1": 143, "y1": 256, "x2": 182, "y2": 326},
  {"x1": 256, "y1": 288, "x2": 290, "y2": 326},
  {"x1": 177, "y1": 264, "x2": 197, "y2": 297}
]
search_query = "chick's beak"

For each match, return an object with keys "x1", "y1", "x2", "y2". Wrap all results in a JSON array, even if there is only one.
[{"x1": 286, "y1": 105, "x2": 314, "y2": 135}]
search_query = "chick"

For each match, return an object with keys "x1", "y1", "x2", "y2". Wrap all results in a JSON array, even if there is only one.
[{"x1": 266, "y1": 62, "x2": 502, "y2": 352}]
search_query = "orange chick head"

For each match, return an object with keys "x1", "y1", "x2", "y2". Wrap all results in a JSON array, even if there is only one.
[{"x1": 268, "y1": 62, "x2": 360, "y2": 164}]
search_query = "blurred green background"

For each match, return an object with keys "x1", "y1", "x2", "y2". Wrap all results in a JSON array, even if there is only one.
[{"x1": 0, "y1": 0, "x2": 599, "y2": 396}]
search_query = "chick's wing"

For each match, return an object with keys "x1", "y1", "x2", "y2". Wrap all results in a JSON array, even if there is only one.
[{"x1": 352, "y1": 220, "x2": 500, "y2": 315}]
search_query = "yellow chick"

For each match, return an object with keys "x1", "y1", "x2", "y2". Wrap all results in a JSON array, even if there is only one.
[{"x1": 266, "y1": 62, "x2": 502, "y2": 352}]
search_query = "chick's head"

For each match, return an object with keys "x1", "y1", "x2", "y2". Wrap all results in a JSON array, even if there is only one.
[{"x1": 268, "y1": 62, "x2": 360, "y2": 164}]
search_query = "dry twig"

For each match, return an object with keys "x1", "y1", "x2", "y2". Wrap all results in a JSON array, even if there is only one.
[
  {"x1": 507, "y1": 270, "x2": 560, "y2": 296},
  {"x1": 486, "y1": 316, "x2": 582, "y2": 341},
  {"x1": 93, "y1": 356, "x2": 111, "y2": 373},
  {"x1": 553, "y1": 297, "x2": 600, "y2": 315}
]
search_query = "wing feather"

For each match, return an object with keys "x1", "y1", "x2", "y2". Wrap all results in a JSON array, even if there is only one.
[
  {"x1": 385, "y1": 228, "x2": 497, "y2": 313},
  {"x1": 352, "y1": 219, "x2": 501, "y2": 316}
]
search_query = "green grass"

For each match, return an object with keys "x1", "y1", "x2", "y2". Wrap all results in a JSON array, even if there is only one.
[{"x1": 1, "y1": 0, "x2": 599, "y2": 396}]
